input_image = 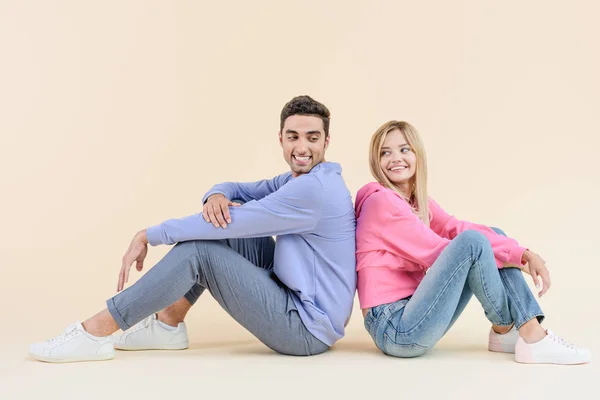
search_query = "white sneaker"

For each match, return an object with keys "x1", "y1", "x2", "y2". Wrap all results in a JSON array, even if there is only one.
[
  {"x1": 29, "y1": 321, "x2": 114, "y2": 363},
  {"x1": 488, "y1": 325, "x2": 519, "y2": 353},
  {"x1": 515, "y1": 329, "x2": 592, "y2": 365},
  {"x1": 113, "y1": 313, "x2": 189, "y2": 351}
]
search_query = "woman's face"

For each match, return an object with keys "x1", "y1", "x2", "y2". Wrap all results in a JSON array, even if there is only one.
[{"x1": 379, "y1": 129, "x2": 417, "y2": 187}]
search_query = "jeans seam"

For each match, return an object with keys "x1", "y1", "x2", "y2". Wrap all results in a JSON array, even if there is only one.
[
  {"x1": 477, "y1": 258, "x2": 511, "y2": 325},
  {"x1": 384, "y1": 332, "x2": 429, "y2": 349},
  {"x1": 499, "y1": 271, "x2": 526, "y2": 326},
  {"x1": 499, "y1": 271, "x2": 544, "y2": 328}
]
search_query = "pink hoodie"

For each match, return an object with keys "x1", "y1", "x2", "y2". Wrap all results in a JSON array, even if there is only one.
[{"x1": 355, "y1": 182, "x2": 527, "y2": 309}]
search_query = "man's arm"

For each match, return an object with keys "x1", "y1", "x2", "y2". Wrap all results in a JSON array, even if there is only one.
[
  {"x1": 201, "y1": 172, "x2": 292, "y2": 204},
  {"x1": 148, "y1": 174, "x2": 323, "y2": 246},
  {"x1": 117, "y1": 175, "x2": 320, "y2": 291}
]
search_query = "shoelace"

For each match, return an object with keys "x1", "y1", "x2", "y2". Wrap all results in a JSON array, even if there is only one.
[
  {"x1": 133, "y1": 314, "x2": 157, "y2": 335},
  {"x1": 48, "y1": 324, "x2": 79, "y2": 345},
  {"x1": 548, "y1": 331, "x2": 575, "y2": 350}
]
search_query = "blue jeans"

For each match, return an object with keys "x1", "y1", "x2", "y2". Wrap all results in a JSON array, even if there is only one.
[
  {"x1": 364, "y1": 228, "x2": 544, "y2": 358},
  {"x1": 107, "y1": 232, "x2": 329, "y2": 356}
]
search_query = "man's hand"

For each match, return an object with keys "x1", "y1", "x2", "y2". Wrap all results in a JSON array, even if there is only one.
[
  {"x1": 202, "y1": 194, "x2": 241, "y2": 228},
  {"x1": 117, "y1": 230, "x2": 149, "y2": 292},
  {"x1": 522, "y1": 250, "x2": 551, "y2": 298}
]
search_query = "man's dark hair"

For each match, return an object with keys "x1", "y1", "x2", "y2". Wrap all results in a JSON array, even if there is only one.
[{"x1": 280, "y1": 95, "x2": 330, "y2": 137}]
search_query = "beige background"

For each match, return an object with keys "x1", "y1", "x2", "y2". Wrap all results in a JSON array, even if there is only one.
[{"x1": 1, "y1": 0, "x2": 598, "y2": 398}]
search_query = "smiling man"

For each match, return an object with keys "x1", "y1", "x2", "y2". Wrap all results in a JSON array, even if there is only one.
[{"x1": 29, "y1": 95, "x2": 357, "y2": 362}]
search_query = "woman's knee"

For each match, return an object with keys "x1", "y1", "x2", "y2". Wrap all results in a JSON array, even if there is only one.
[
  {"x1": 455, "y1": 229, "x2": 488, "y2": 245},
  {"x1": 453, "y1": 230, "x2": 494, "y2": 263}
]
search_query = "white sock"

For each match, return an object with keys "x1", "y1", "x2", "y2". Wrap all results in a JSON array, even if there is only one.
[{"x1": 157, "y1": 320, "x2": 177, "y2": 331}]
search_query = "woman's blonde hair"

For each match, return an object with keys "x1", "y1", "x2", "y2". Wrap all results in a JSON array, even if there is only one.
[{"x1": 369, "y1": 120, "x2": 429, "y2": 226}]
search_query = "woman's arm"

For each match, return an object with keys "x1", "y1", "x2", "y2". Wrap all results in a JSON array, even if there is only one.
[
  {"x1": 428, "y1": 197, "x2": 551, "y2": 296},
  {"x1": 428, "y1": 197, "x2": 527, "y2": 268}
]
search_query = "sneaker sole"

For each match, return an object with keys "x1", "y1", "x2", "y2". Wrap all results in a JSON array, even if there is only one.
[
  {"x1": 114, "y1": 342, "x2": 189, "y2": 351},
  {"x1": 29, "y1": 352, "x2": 114, "y2": 363},
  {"x1": 515, "y1": 355, "x2": 591, "y2": 365},
  {"x1": 515, "y1": 358, "x2": 590, "y2": 365}
]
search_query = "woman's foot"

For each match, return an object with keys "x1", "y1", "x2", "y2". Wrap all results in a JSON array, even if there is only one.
[
  {"x1": 515, "y1": 329, "x2": 591, "y2": 365},
  {"x1": 488, "y1": 325, "x2": 519, "y2": 353}
]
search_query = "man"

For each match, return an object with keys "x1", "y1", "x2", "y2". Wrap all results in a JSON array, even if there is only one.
[{"x1": 29, "y1": 95, "x2": 357, "y2": 362}]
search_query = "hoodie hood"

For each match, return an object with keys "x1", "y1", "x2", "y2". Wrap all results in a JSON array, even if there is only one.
[{"x1": 355, "y1": 182, "x2": 389, "y2": 217}]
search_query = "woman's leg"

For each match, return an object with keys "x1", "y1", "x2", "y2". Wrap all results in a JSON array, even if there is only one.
[
  {"x1": 490, "y1": 228, "x2": 544, "y2": 330},
  {"x1": 367, "y1": 230, "x2": 513, "y2": 358}
]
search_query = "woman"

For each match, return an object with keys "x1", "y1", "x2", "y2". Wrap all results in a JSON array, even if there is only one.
[{"x1": 356, "y1": 121, "x2": 590, "y2": 364}]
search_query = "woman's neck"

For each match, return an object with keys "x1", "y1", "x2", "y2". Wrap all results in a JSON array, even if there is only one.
[{"x1": 396, "y1": 182, "x2": 412, "y2": 199}]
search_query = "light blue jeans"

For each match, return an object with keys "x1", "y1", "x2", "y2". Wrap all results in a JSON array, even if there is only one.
[{"x1": 364, "y1": 228, "x2": 544, "y2": 358}]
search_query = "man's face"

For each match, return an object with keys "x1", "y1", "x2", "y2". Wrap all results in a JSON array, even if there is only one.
[{"x1": 279, "y1": 115, "x2": 330, "y2": 177}]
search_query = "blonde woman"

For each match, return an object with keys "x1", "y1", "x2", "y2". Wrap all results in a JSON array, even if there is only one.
[{"x1": 355, "y1": 121, "x2": 590, "y2": 364}]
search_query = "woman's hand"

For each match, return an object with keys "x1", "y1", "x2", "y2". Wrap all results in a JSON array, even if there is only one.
[{"x1": 522, "y1": 250, "x2": 551, "y2": 298}]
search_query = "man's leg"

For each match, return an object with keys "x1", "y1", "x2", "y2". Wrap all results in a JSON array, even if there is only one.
[
  {"x1": 108, "y1": 236, "x2": 277, "y2": 350},
  {"x1": 158, "y1": 236, "x2": 276, "y2": 326},
  {"x1": 31, "y1": 237, "x2": 326, "y2": 362},
  {"x1": 30, "y1": 240, "x2": 212, "y2": 362},
  {"x1": 109, "y1": 239, "x2": 325, "y2": 355},
  {"x1": 151, "y1": 198, "x2": 276, "y2": 327},
  {"x1": 95, "y1": 237, "x2": 275, "y2": 350}
]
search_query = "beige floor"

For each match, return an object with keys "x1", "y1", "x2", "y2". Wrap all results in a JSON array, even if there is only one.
[{"x1": 3, "y1": 303, "x2": 596, "y2": 400}]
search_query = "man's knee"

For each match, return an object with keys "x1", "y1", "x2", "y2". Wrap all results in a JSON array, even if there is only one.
[
  {"x1": 173, "y1": 240, "x2": 226, "y2": 267},
  {"x1": 191, "y1": 239, "x2": 227, "y2": 257}
]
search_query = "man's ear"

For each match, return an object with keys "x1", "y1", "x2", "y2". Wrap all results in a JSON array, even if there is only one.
[
  {"x1": 278, "y1": 131, "x2": 283, "y2": 147},
  {"x1": 324, "y1": 134, "x2": 330, "y2": 150}
]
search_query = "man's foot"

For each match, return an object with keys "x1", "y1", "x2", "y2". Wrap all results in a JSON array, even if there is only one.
[
  {"x1": 29, "y1": 321, "x2": 114, "y2": 363},
  {"x1": 488, "y1": 325, "x2": 519, "y2": 353},
  {"x1": 515, "y1": 329, "x2": 591, "y2": 365},
  {"x1": 113, "y1": 313, "x2": 189, "y2": 351}
]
